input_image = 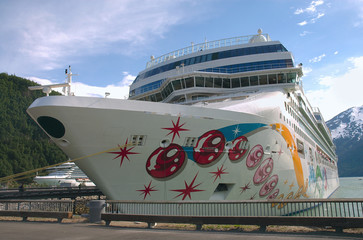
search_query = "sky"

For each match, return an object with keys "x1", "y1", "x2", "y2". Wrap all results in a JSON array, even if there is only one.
[{"x1": 1, "y1": 0, "x2": 363, "y2": 120}]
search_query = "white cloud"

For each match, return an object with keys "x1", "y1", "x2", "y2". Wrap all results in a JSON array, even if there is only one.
[
  {"x1": 27, "y1": 72, "x2": 136, "y2": 99},
  {"x1": 306, "y1": 56, "x2": 363, "y2": 120},
  {"x1": 298, "y1": 21, "x2": 308, "y2": 26},
  {"x1": 334, "y1": 51, "x2": 339, "y2": 55},
  {"x1": 306, "y1": 0, "x2": 324, "y2": 13},
  {"x1": 294, "y1": 8, "x2": 304, "y2": 15},
  {"x1": 302, "y1": 66, "x2": 313, "y2": 75},
  {"x1": 0, "y1": 0, "x2": 201, "y2": 73},
  {"x1": 294, "y1": 0, "x2": 325, "y2": 26},
  {"x1": 309, "y1": 54, "x2": 326, "y2": 63},
  {"x1": 295, "y1": 0, "x2": 324, "y2": 14},
  {"x1": 311, "y1": 13, "x2": 325, "y2": 23},
  {"x1": 299, "y1": 30, "x2": 311, "y2": 36}
]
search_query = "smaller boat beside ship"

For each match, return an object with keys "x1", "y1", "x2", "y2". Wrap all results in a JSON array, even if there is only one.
[{"x1": 34, "y1": 162, "x2": 95, "y2": 187}]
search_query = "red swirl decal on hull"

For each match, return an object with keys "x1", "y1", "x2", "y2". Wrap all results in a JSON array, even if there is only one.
[
  {"x1": 146, "y1": 144, "x2": 186, "y2": 179},
  {"x1": 228, "y1": 136, "x2": 248, "y2": 162},
  {"x1": 193, "y1": 130, "x2": 225, "y2": 165},
  {"x1": 259, "y1": 174, "x2": 278, "y2": 197},
  {"x1": 246, "y1": 144, "x2": 264, "y2": 168},
  {"x1": 253, "y1": 157, "x2": 273, "y2": 185},
  {"x1": 267, "y1": 189, "x2": 279, "y2": 199}
]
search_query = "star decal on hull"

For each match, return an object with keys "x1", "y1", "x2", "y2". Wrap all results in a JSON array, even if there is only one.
[
  {"x1": 232, "y1": 125, "x2": 241, "y2": 137},
  {"x1": 108, "y1": 138, "x2": 139, "y2": 167},
  {"x1": 137, "y1": 181, "x2": 158, "y2": 200},
  {"x1": 162, "y1": 116, "x2": 189, "y2": 142},
  {"x1": 240, "y1": 182, "x2": 251, "y2": 194},
  {"x1": 209, "y1": 164, "x2": 228, "y2": 183},
  {"x1": 171, "y1": 173, "x2": 204, "y2": 200}
]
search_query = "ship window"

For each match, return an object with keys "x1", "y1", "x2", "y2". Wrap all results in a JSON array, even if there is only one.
[
  {"x1": 259, "y1": 75, "x2": 268, "y2": 85},
  {"x1": 166, "y1": 82, "x2": 173, "y2": 94},
  {"x1": 150, "y1": 94, "x2": 157, "y2": 102},
  {"x1": 195, "y1": 77, "x2": 204, "y2": 87},
  {"x1": 212, "y1": 52, "x2": 219, "y2": 60},
  {"x1": 287, "y1": 73, "x2": 296, "y2": 83},
  {"x1": 314, "y1": 114, "x2": 322, "y2": 121},
  {"x1": 241, "y1": 77, "x2": 249, "y2": 87},
  {"x1": 172, "y1": 79, "x2": 183, "y2": 90},
  {"x1": 201, "y1": 55, "x2": 206, "y2": 62},
  {"x1": 222, "y1": 78, "x2": 230, "y2": 88},
  {"x1": 268, "y1": 74, "x2": 277, "y2": 84},
  {"x1": 231, "y1": 78, "x2": 240, "y2": 88},
  {"x1": 297, "y1": 138, "x2": 305, "y2": 156},
  {"x1": 190, "y1": 57, "x2": 195, "y2": 65},
  {"x1": 185, "y1": 77, "x2": 194, "y2": 88},
  {"x1": 206, "y1": 54, "x2": 212, "y2": 61},
  {"x1": 161, "y1": 83, "x2": 172, "y2": 98},
  {"x1": 278, "y1": 73, "x2": 286, "y2": 83},
  {"x1": 155, "y1": 92, "x2": 162, "y2": 101},
  {"x1": 214, "y1": 78, "x2": 222, "y2": 88},
  {"x1": 195, "y1": 56, "x2": 201, "y2": 64},
  {"x1": 250, "y1": 76, "x2": 258, "y2": 86},
  {"x1": 205, "y1": 77, "x2": 213, "y2": 87}
]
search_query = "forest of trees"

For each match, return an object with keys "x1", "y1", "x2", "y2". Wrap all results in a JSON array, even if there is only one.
[{"x1": 0, "y1": 73, "x2": 67, "y2": 182}]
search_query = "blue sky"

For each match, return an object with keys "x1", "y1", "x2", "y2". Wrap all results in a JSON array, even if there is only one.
[{"x1": 1, "y1": 0, "x2": 363, "y2": 120}]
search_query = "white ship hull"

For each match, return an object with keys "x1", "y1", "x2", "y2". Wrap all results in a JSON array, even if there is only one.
[{"x1": 27, "y1": 93, "x2": 339, "y2": 202}]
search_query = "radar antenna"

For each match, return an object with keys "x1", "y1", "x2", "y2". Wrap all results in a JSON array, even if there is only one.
[{"x1": 28, "y1": 65, "x2": 77, "y2": 96}]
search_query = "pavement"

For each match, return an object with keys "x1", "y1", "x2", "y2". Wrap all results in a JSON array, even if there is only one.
[{"x1": 1, "y1": 221, "x2": 363, "y2": 240}]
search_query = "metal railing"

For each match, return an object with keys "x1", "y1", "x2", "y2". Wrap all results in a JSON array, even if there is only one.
[
  {"x1": 105, "y1": 199, "x2": 363, "y2": 218},
  {"x1": 0, "y1": 200, "x2": 73, "y2": 212}
]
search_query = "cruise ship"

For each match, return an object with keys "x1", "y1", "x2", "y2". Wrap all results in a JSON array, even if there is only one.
[{"x1": 27, "y1": 30, "x2": 339, "y2": 205}]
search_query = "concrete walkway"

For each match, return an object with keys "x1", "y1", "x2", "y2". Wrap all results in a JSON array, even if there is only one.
[{"x1": 1, "y1": 221, "x2": 363, "y2": 240}]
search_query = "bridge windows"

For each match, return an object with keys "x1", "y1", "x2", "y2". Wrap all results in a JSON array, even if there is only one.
[
  {"x1": 278, "y1": 73, "x2": 287, "y2": 83},
  {"x1": 250, "y1": 76, "x2": 258, "y2": 86},
  {"x1": 259, "y1": 75, "x2": 268, "y2": 85},
  {"x1": 205, "y1": 77, "x2": 213, "y2": 88},
  {"x1": 172, "y1": 79, "x2": 183, "y2": 90},
  {"x1": 214, "y1": 78, "x2": 222, "y2": 88},
  {"x1": 269, "y1": 74, "x2": 277, "y2": 84},
  {"x1": 241, "y1": 77, "x2": 250, "y2": 87},
  {"x1": 222, "y1": 78, "x2": 231, "y2": 88},
  {"x1": 184, "y1": 77, "x2": 194, "y2": 88},
  {"x1": 195, "y1": 76, "x2": 204, "y2": 87},
  {"x1": 231, "y1": 78, "x2": 240, "y2": 88},
  {"x1": 287, "y1": 73, "x2": 297, "y2": 83},
  {"x1": 136, "y1": 71, "x2": 299, "y2": 103}
]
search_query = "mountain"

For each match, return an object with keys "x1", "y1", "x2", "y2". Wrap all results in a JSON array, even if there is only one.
[
  {"x1": 326, "y1": 106, "x2": 363, "y2": 177},
  {"x1": 0, "y1": 73, "x2": 67, "y2": 182}
]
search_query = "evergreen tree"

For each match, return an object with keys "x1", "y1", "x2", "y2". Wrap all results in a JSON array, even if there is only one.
[{"x1": 0, "y1": 73, "x2": 67, "y2": 182}]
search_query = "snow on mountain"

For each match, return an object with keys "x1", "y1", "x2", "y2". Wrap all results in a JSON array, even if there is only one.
[
  {"x1": 327, "y1": 106, "x2": 363, "y2": 141},
  {"x1": 326, "y1": 105, "x2": 363, "y2": 177}
]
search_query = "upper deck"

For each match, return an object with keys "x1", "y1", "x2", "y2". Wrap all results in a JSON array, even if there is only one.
[
  {"x1": 146, "y1": 31, "x2": 271, "y2": 69},
  {"x1": 129, "y1": 30, "x2": 299, "y2": 102}
]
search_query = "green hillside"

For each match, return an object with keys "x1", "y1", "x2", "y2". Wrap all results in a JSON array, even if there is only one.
[{"x1": 0, "y1": 73, "x2": 67, "y2": 182}]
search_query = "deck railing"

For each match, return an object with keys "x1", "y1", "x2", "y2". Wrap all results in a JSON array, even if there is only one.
[{"x1": 105, "y1": 199, "x2": 363, "y2": 218}]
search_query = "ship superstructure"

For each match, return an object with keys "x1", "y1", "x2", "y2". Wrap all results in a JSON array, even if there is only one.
[{"x1": 27, "y1": 30, "x2": 339, "y2": 206}]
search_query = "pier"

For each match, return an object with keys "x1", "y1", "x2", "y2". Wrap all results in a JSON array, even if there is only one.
[
  {"x1": 102, "y1": 199, "x2": 363, "y2": 232},
  {"x1": 0, "y1": 199, "x2": 362, "y2": 233}
]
